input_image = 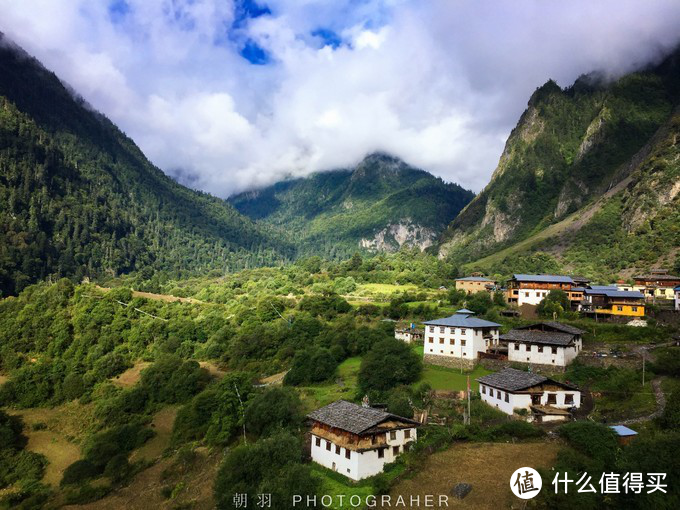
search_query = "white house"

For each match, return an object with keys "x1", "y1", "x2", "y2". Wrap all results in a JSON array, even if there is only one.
[
  {"x1": 308, "y1": 400, "x2": 419, "y2": 481},
  {"x1": 675, "y1": 285, "x2": 680, "y2": 311},
  {"x1": 422, "y1": 309, "x2": 501, "y2": 368},
  {"x1": 394, "y1": 326, "x2": 424, "y2": 343},
  {"x1": 477, "y1": 368, "x2": 581, "y2": 422},
  {"x1": 502, "y1": 322, "x2": 584, "y2": 368}
]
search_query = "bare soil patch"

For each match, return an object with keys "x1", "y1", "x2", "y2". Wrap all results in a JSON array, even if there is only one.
[
  {"x1": 112, "y1": 361, "x2": 151, "y2": 388},
  {"x1": 387, "y1": 441, "x2": 560, "y2": 510},
  {"x1": 130, "y1": 406, "x2": 179, "y2": 463}
]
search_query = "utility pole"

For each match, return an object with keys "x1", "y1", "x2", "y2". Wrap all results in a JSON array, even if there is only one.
[
  {"x1": 234, "y1": 383, "x2": 247, "y2": 445},
  {"x1": 467, "y1": 375, "x2": 471, "y2": 426}
]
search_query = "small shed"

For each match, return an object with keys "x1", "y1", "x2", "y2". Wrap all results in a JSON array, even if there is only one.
[{"x1": 610, "y1": 425, "x2": 638, "y2": 446}]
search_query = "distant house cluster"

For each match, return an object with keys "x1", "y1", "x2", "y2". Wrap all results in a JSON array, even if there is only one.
[
  {"x1": 619, "y1": 269, "x2": 680, "y2": 301},
  {"x1": 454, "y1": 275, "x2": 497, "y2": 294}
]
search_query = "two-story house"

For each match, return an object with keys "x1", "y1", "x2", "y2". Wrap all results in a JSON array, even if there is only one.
[
  {"x1": 505, "y1": 274, "x2": 584, "y2": 309},
  {"x1": 502, "y1": 322, "x2": 584, "y2": 369},
  {"x1": 621, "y1": 270, "x2": 680, "y2": 301},
  {"x1": 477, "y1": 368, "x2": 581, "y2": 422},
  {"x1": 308, "y1": 400, "x2": 419, "y2": 481},
  {"x1": 454, "y1": 276, "x2": 496, "y2": 294},
  {"x1": 582, "y1": 287, "x2": 645, "y2": 317},
  {"x1": 422, "y1": 309, "x2": 501, "y2": 369}
]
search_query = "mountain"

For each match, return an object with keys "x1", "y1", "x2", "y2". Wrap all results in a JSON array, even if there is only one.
[
  {"x1": 229, "y1": 153, "x2": 474, "y2": 257},
  {"x1": 0, "y1": 35, "x2": 293, "y2": 296},
  {"x1": 439, "y1": 49, "x2": 680, "y2": 279}
]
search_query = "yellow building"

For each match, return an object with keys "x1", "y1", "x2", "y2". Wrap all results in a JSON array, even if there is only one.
[
  {"x1": 454, "y1": 276, "x2": 496, "y2": 294},
  {"x1": 583, "y1": 289, "x2": 645, "y2": 317}
]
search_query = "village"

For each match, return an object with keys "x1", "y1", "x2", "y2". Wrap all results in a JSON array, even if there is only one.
[{"x1": 306, "y1": 269, "x2": 680, "y2": 492}]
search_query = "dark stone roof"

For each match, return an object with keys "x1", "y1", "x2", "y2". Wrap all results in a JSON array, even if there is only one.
[
  {"x1": 634, "y1": 274, "x2": 680, "y2": 281},
  {"x1": 500, "y1": 330, "x2": 576, "y2": 346},
  {"x1": 477, "y1": 368, "x2": 547, "y2": 391},
  {"x1": 423, "y1": 310, "x2": 500, "y2": 328},
  {"x1": 307, "y1": 400, "x2": 417, "y2": 434},
  {"x1": 517, "y1": 321, "x2": 584, "y2": 335},
  {"x1": 512, "y1": 274, "x2": 574, "y2": 284},
  {"x1": 456, "y1": 276, "x2": 494, "y2": 282}
]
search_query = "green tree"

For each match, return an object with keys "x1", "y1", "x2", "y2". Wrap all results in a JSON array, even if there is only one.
[
  {"x1": 245, "y1": 387, "x2": 303, "y2": 437},
  {"x1": 359, "y1": 339, "x2": 422, "y2": 393}
]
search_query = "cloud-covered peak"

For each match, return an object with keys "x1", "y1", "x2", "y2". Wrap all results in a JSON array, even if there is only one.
[{"x1": 1, "y1": 0, "x2": 679, "y2": 197}]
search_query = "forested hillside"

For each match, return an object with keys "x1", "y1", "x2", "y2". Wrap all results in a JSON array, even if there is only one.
[
  {"x1": 0, "y1": 36, "x2": 293, "y2": 297},
  {"x1": 230, "y1": 153, "x2": 473, "y2": 258},
  {"x1": 440, "y1": 48, "x2": 680, "y2": 276}
]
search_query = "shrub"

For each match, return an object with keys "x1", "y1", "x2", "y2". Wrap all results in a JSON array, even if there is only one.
[
  {"x1": 245, "y1": 387, "x2": 303, "y2": 437},
  {"x1": 558, "y1": 421, "x2": 618, "y2": 469},
  {"x1": 358, "y1": 339, "x2": 422, "y2": 393},
  {"x1": 284, "y1": 347, "x2": 338, "y2": 386},
  {"x1": 61, "y1": 460, "x2": 100, "y2": 486}
]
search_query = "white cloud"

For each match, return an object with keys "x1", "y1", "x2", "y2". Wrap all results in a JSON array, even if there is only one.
[{"x1": 1, "y1": 0, "x2": 679, "y2": 197}]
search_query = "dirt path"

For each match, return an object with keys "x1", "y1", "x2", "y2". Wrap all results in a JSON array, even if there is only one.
[
  {"x1": 620, "y1": 377, "x2": 666, "y2": 425},
  {"x1": 95, "y1": 286, "x2": 204, "y2": 304}
]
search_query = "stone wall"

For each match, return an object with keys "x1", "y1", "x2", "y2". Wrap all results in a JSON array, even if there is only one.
[
  {"x1": 478, "y1": 358, "x2": 566, "y2": 375},
  {"x1": 424, "y1": 354, "x2": 476, "y2": 371}
]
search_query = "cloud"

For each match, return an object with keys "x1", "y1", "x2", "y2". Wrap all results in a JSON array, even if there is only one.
[{"x1": 1, "y1": 0, "x2": 679, "y2": 197}]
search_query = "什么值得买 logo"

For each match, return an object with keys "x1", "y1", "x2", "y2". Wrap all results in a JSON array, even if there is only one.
[{"x1": 510, "y1": 467, "x2": 542, "y2": 499}]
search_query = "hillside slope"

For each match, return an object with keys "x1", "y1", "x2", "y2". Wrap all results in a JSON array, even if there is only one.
[
  {"x1": 230, "y1": 153, "x2": 474, "y2": 257},
  {"x1": 0, "y1": 35, "x2": 292, "y2": 296},
  {"x1": 440, "y1": 49, "x2": 680, "y2": 278}
]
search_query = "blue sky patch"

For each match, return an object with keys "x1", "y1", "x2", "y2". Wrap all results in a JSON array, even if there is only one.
[
  {"x1": 311, "y1": 28, "x2": 343, "y2": 49},
  {"x1": 240, "y1": 39, "x2": 270, "y2": 65},
  {"x1": 108, "y1": 0, "x2": 130, "y2": 24}
]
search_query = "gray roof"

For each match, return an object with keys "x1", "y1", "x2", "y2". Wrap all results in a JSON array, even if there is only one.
[
  {"x1": 585, "y1": 289, "x2": 645, "y2": 299},
  {"x1": 500, "y1": 330, "x2": 576, "y2": 346},
  {"x1": 517, "y1": 321, "x2": 584, "y2": 335},
  {"x1": 588, "y1": 285, "x2": 619, "y2": 291},
  {"x1": 634, "y1": 274, "x2": 680, "y2": 281},
  {"x1": 512, "y1": 274, "x2": 574, "y2": 284},
  {"x1": 456, "y1": 276, "x2": 494, "y2": 282},
  {"x1": 423, "y1": 311, "x2": 500, "y2": 329},
  {"x1": 307, "y1": 400, "x2": 417, "y2": 434},
  {"x1": 477, "y1": 368, "x2": 547, "y2": 391}
]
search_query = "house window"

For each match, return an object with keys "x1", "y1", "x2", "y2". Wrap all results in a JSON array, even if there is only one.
[
  {"x1": 564, "y1": 394, "x2": 574, "y2": 404},
  {"x1": 390, "y1": 431, "x2": 397, "y2": 440},
  {"x1": 481, "y1": 385, "x2": 486, "y2": 394},
  {"x1": 547, "y1": 394, "x2": 557, "y2": 405},
  {"x1": 315, "y1": 437, "x2": 321, "y2": 447},
  {"x1": 403, "y1": 443, "x2": 411, "y2": 452},
  {"x1": 429, "y1": 326, "x2": 434, "y2": 333},
  {"x1": 393, "y1": 446, "x2": 400, "y2": 455},
  {"x1": 552, "y1": 347, "x2": 558, "y2": 355},
  {"x1": 326, "y1": 441, "x2": 331, "y2": 451},
  {"x1": 440, "y1": 327, "x2": 445, "y2": 333},
  {"x1": 439, "y1": 338, "x2": 444, "y2": 344},
  {"x1": 514, "y1": 344, "x2": 520, "y2": 351},
  {"x1": 538, "y1": 346, "x2": 543, "y2": 353},
  {"x1": 505, "y1": 393, "x2": 509, "y2": 403},
  {"x1": 428, "y1": 337, "x2": 433, "y2": 343},
  {"x1": 461, "y1": 329, "x2": 466, "y2": 335},
  {"x1": 450, "y1": 339, "x2": 455, "y2": 345},
  {"x1": 429, "y1": 348, "x2": 433, "y2": 352},
  {"x1": 461, "y1": 340, "x2": 466, "y2": 346},
  {"x1": 632, "y1": 307, "x2": 638, "y2": 312},
  {"x1": 617, "y1": 306, "x2": 623, "y2": 311},
  {"x1": 525, "y1": 344, "x2": 530, "y2": 351},
  {"x1": 378, "y1": 449, "x2": 385, "y2": 459},
  {"x1": 496, "y1": 390, "x2": 501, "y2": 399},
  {"x1": 345, "y1": 449, "x2": 351, "y2": 459},
  {"x1": 335, "y1": 445, "x2": 341, "y2": 455}
]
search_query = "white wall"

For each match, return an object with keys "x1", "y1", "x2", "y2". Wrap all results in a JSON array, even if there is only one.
[
  {"x1": 311, "y1": 428, "x2": 417, "y2": 481},
  {"x1": 675, "y1": 291, "x2": 680, "y2": 311},
  {"x1": 424, "y1": 325, "x2": 499, "y2": 361},
  {"x1": 514, "y1": 289, "x2": 551, "y2": 306},
  {"x1": 479, "y1": 384, "x2": 581, "y2": 416},
  {"x1": 507, "y1": 341, "x2": 580, "y2": 367}
]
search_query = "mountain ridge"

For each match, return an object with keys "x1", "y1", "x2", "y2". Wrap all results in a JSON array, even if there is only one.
[{"x1": 229, "y1": 152, "x2": 474, "y2": 257}]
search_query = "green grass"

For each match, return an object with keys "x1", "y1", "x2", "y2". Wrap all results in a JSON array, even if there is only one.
[
  {"x1": 310, "y1": 464, "x2": 375, "y2": 510},
  {"x1": 419, "y1": 364, "x2": 493, "y2": 391},
  {"x1": 299, "y1": 357, "x2": 361, "y2": 410},
  {"x1": 357, "y1": 283, "x2": 418, "y2": 294}
]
